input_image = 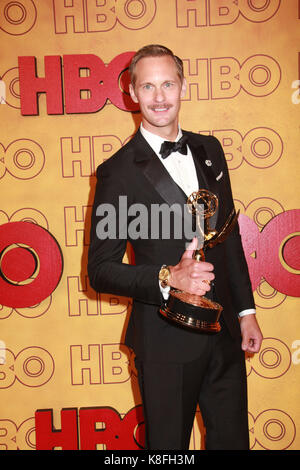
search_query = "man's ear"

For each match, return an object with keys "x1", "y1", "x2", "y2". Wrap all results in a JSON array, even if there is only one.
[
  {"x1": 180, "y1": 78, "x2": 187, "y2": 99},
  {"x1": 129, "y1": 83, "x2": 138, "y2": 103}
]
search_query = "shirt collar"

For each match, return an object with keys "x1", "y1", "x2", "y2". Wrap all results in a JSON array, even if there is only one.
[{"x1": 140, "y1": 123, "x2": 183, "y2": 157}]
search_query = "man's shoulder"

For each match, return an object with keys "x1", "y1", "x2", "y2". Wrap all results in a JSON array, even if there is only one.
[
  {"x1": 95, "y1": 131, "x2": 139, "y2": 176},
  {"x1": 183, "y1": 130, "x2": 221, "y2": 147}
]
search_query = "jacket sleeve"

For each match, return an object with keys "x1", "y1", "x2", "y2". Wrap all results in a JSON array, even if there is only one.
[
  {"x1": 214, "y1": 137, "x2": 256, "y2": 313},
  {"x1": 88, "y1": 163, "x2": 162, "y2": 306}
]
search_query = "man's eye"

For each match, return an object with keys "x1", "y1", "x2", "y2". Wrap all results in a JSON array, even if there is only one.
[
  {"x1": 164, "y1": 82, "x2": 173, "y2": 88},
  {"x1": 144, "y1": 84, "x2": 152, "y2": 90}
]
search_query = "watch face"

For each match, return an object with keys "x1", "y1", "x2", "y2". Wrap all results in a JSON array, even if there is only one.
[{"x1": 160, "y1": 268, "x2": 169, "y2": 280}]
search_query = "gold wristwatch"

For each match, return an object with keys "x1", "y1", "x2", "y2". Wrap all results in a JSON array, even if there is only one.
[{"x1": 159, "y1": 265, "x2": 171, "y2": 288}]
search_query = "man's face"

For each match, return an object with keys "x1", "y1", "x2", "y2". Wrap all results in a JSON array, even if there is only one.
[{"x1": 129, "y1": 55, "x2": 186, "y2": 139}]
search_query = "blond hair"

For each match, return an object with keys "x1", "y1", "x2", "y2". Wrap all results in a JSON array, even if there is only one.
[{"x1": 129, "y1": 44, "x2": 184, "y2": 88}]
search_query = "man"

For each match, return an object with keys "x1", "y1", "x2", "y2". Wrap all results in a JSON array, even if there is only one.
[{"x1": 88, "y1": 45, "x2": 263, "y2": 450}]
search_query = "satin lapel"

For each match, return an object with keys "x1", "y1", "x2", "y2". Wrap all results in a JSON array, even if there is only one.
[
  {"x1": 188, "y1": 141, "x2": 219, "y2": 197},
  {"x1": 133, "y1": 131, "x2": 187, "y2": 213}
]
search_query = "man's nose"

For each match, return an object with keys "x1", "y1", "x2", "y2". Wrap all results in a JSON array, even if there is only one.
[{"x1": 154, "y1": 87, "x2": 165, "y2": 102}]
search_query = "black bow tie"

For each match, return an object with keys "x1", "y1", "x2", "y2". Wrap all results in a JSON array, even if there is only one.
[{"x1": 159, "y1": 135, "x2": 188, "y2": 159}]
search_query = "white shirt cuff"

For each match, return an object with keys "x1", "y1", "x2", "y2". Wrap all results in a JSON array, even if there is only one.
[
  {"x1": 238, "y1": 308, "x2": 256, "y2": 318},
  {"x1": 159, "y1": 283, "x2": 170, "y2": 300}
]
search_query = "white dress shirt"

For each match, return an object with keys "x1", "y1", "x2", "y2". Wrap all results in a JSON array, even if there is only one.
[
  {"x1": 140, "y1": 124, "x2": 255, "y2": 318},
  {"x1": 140, "y1": 124, "x2": 198, "y2": 196}
]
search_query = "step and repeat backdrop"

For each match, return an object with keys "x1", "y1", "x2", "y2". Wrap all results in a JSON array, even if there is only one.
[{"x1": 0, "y1": 0, "x2": 299, "y2": 450}]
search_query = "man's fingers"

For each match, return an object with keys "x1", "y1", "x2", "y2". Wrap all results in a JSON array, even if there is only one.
[
  {"x1": 240, "y1": 315, "x2": 263, "y2": 354},
  {"x1": 242, "y1": 337, "x2": 260, "y2": 353},
  {"x1": 189, "y1": 265, "x2": 215, "y2": 278}
]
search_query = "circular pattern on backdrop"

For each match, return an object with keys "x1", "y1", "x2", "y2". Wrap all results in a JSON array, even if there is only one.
[{"x1": 0, "y1": 221, "x2": 63, "y2": 308}]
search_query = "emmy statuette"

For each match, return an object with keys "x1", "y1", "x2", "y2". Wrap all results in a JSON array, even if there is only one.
[{"x1": 160, "y1": 189, "x2": 239, "y2": 333}]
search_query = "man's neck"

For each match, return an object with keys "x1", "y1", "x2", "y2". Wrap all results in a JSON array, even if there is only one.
[{"x1": 141, "y1": 122, "x2": 180, "y2": 141}]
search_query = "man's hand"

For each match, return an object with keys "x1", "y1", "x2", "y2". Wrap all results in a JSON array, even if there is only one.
[
  {"x1": 168, "y1": 237, "x2": 215, "y2": 296},
  {"x1": 240, "y1": 314, "x2": 263, "y2": 354}
]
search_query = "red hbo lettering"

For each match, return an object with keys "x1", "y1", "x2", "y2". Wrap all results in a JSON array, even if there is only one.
[
  {"x1": 239, "y1": 213, "x2": 261, "y2": 291},
  {"x1": 63, "y1": 52, "x2": 137, "y2": 113},
  {"x1": 0, "y1": 222, "x2": 63, "y2": 308},
  {"x1": 79, "y1": 407, "x2": 144, "y2": 450},
  {"x1": 35, "y1": 409, "x2": 78, "y2": 450},
  {"x1": 262, "y1": 210, "x2": 300, "y2": 296},
  {"x1": 63, "y1": 54, "x2": 107, "y2": 113},
  {"x1": 18, "y1": 55, "x2": 63, "y2": 115},
  {"x1": 18, "y1": 53, "x2": 281, "y2": 115},
  {"x1": 35, "y1": 406, "x2": 145, "y2": 450},
  {"x1": 18, "y1": 52, "x2": 138, "y2": 115},
  {"x1": 239, "y1": 210, "x2": 300, "y2": 296}
]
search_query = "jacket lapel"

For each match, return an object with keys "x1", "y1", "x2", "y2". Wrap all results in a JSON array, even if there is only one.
[
  {"x1": 187, "y1": 135, "x2": 220, "y2": 230},
  {"x1": 186, "y1": 135, "x2": 219, "y2": 197},
  {"x1": 132, "y1": 130, "x2": 221, "y2": 230},
  {"x1": 133, "y1": 131, "x2": 187, "y2": 215}
]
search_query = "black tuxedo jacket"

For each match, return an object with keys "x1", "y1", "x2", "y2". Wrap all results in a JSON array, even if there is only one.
[{"x1": 88, "y1": 129, "x2": 255, "y2": 363}]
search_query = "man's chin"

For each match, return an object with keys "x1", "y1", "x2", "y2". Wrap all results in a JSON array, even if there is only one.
[{"x1": 148, "y1": 115, "x2": 174, "y2": 128}]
